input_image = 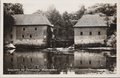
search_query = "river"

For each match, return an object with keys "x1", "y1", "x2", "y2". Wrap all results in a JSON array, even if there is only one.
[{"x1": 4, "y1": 48, "x2": 116, "y2": 74}]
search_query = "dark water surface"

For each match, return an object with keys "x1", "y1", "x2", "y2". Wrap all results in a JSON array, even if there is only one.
[{"x1": 4, "y1": 49, "x2": 116, "y2": 74}]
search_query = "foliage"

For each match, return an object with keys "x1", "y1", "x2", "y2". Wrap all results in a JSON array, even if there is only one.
[
  {"x1": 45, "y1": 7, "x2": 64, "y2": 40},
  {"x1": 105, "y1": 31, "x2": 116, "y2": 48},
  {"x1": 86, "y1": 3, "x2": 116, "y2": 16},
  {"x1": 62, "y1": 11, "x2": 74, "y2": 40},
  {"x1": 4, "y1": 3, "x2": 23, "y2": 30},
  {"x1": 75, "y1": 5, "x2": 86, "y2": 19},
  {"x1": 4, "y1": 3, "x2": 24, "y2": 43},
  {"x1": 45, "y1": 5, "x2": 85, "y2": 41},
  {"x1": 4, "y1": 3, "x2": 23, "y2": 15}
]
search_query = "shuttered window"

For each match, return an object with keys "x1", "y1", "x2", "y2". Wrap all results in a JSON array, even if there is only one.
[
  {"x1": 89, "y1": 60, "x2": 91, "y2": 65},
  {"x1": 89, "y1": 32, "x2": 92, "y2": 35},
  {"x1": 30, "y1": 34, "x2": 32, "y2": 38},
  {"x1": 80, "y1": 60, "x2": 82, "y2": 64},
  {"x1": 80, "y1": 32, "x2": 83, "y2": 35},
  {"x1": 98, "y1": 31, "x2": 101, "y2": 35},
  {"x1": 23, "y1": 28, "x2": 25, "y2": 31},
  {"x1": 35, "y1": 28, "x2": 37, "y2": 30},
  {"x1": 22, "y1": 35, "x2": 24, "y2": 38}
]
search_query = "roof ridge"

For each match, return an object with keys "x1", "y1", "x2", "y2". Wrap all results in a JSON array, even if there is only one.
[
  {"x1": 74, "y1": 14, "x2": 107, "y2": 27},
  {"x1": 12, "y1": 14, "x2": 53, "y2": 26}
]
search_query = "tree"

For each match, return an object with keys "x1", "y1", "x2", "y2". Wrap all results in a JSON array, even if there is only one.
[
  {"x1": 46, "y1": 6, "x2": 64, "y2": 39},
  {"x1": 46, "y1": 7, "x2": 63, "y2": 27},
  {"x1": 45, "y1": 5, "x2": 85, "y2": 42},
  {"x1": 62, "y1": 11, "x2": 74, "y2": 40},
  {"x1": 98, "y1": 4, "x2": 116, "y2": 16},
  {"x1": 86, "y1": 3, "x2": 117, "y2": 16},
  {"x1": 4, "y1": 3, "x2": 24, "y2": 43},
  {"x1": 4, "y1": 3, "x2": 23, "y2": 15},
  {"x1": 75, "y1": 5, "x2": 85, "y2": 19}
]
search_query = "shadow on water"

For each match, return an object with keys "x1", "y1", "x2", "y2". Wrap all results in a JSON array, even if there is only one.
[{"x1": 4, "y1": 48, "x2": 116, "y2": 74}]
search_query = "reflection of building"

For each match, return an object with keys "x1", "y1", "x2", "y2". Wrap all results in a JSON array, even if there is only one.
[
  {"x1": 4, "y1": 50, "x2": 74, "y2": 74},
  {"x1": 74, "y1": 51, "x2": 106, "y2": 68},
  {"x1": 74, "y1": 14, "x2": 108, "y2": 46},
  {"x1": 8, "y1": 13, "x2": 53, "y2": 47},
  {"x1": 5, "y1": 51, "x2": 48, "y2": 70}
]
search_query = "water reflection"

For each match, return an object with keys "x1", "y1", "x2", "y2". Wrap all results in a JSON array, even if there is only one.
[
  {"x1": 74, "y1": 50, "x2": 106, "y2": 69},
  {"x1": 4, "y1": 49, "x2": 116, "y2": 74}
]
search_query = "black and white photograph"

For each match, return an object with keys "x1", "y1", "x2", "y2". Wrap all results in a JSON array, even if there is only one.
[{"x1": 1, "y1": 0, "x2": 120, "y2": 77}]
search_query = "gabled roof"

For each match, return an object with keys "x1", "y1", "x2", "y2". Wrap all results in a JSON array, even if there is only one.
[
  {"x1": 74, "y1": 14, "x2": 107, "y2": 27},
  {"x1": 12, "y1": 14, "x2": 53, "y2": 26}
]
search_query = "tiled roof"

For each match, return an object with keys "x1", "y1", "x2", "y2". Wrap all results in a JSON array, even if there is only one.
[
  {"x1": 12, "y1": 14, "x2": 53, "y2": 26},
  {"x1": 74, "y1": 14, "x2": 107, "y2": 27}
]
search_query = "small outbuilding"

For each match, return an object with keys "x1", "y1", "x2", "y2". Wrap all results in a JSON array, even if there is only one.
[{"x1": 74, "y1": 14, "x2": 108, "y2": 47}]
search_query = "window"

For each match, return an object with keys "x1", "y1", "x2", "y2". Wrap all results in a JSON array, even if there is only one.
[
  {"x1": 35, "y1": 28, "x2": 37, "y2": 30},
  {"x1": 89, "y1": 60, "x2": 91, "y2": 65},
  {"x1": 80, "y1": 60, "x2": 82, "y2": 64},
  {"x1": 30, "y1": 34, "x2": 32, "y2": 38},
  {"x1": 23, "y1": 58, "x2": 25, "y2": 62},
  {"x1": 30, "y1": 58, "x2": 33, "y2": 62},
  {"x1": 89, "y1": 32, "x2": 92, "y2": 35},
  {"x1": 23, "y1": 28, "x2": 25, "y2": 31},
  {"x1": 80, "y1": 32, "x2": 83, "y2": 35},
  {"x1": 98, "y1": 31, "x2": 101, "y2": 35},
  {"x1": 35, "y1": 65, "x2": 38, "y2": 69},
  {"x1": 10, "y1": 34, "x2": 13, "y2": 39},
  {"x1": 22, "y1": 35, "x2": 24, "y2": 38}
]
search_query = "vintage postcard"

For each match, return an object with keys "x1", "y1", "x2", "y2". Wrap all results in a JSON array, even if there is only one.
[{"x1": 0, "y1": 0, "x2": 120, "y2": 77}]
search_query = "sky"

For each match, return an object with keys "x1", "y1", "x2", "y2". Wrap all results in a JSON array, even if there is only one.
[{"x1": 3, "y1": 0, "x2": 118, "y2": 14}]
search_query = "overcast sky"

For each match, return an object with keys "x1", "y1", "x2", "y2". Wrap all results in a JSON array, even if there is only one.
[{"x1": 3, "y1": 0, "x2": 117, "y2": 14}]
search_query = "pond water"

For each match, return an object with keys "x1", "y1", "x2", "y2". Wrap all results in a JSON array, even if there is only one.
[{"x1": 4, "y1": 49, "x2": 116, "y2": 74}]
